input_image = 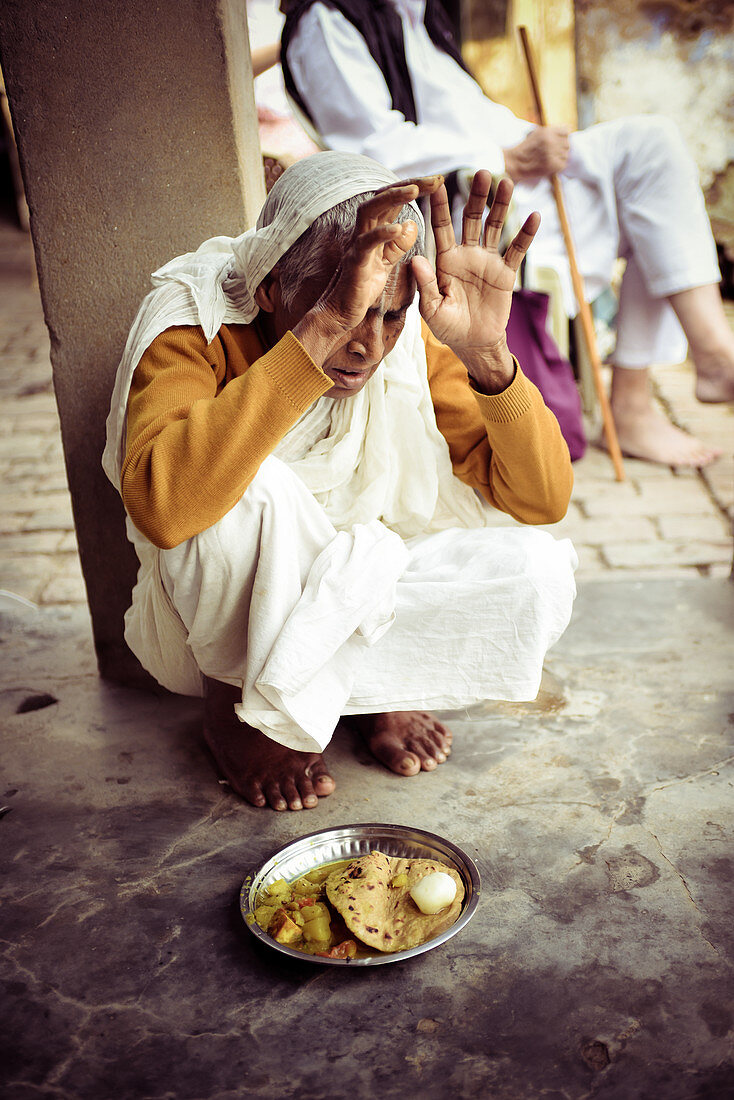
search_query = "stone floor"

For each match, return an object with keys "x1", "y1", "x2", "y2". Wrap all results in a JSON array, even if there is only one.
[
  {"x1": 1, "y1": 578, "x2": 732, "y2": 1099},
  {"x1": 1, "y1": 215, "x2": 733, "y2": 1099}
]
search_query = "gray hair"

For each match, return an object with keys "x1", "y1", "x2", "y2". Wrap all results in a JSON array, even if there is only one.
[{"x1": 277, "y1": 191, "x2": 425, "y2": 311}]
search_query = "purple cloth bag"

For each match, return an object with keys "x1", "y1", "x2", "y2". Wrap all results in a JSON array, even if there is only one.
[{"x1": 506, "y1": 288, "x2": 587, "y2": 461}]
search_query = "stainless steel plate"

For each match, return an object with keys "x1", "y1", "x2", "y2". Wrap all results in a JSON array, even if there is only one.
[{"x1": 240, "y1": 822, "x2": 481, "y2": 967}]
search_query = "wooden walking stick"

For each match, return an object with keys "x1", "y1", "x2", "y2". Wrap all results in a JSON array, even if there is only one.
[{"x1": 518, "y1": 26, "x2": 625, "y2": 481}]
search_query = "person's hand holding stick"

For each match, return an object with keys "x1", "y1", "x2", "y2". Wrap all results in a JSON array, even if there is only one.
[{"x1": 518, "y1": 25, "x2": 625, "y2": 481}]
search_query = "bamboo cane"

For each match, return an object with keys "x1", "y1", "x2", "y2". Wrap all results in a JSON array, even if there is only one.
[{"x1": 517, "y1": 25, "x2": 625, "y2": 481}]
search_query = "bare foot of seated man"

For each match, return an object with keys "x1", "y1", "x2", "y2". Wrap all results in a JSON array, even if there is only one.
[
  {"x1": 609, "y1": 366, "x2": 722, "y2": 468},
  {"x1": 203, "y1": 677, "x2": 453, "y2": 810}
]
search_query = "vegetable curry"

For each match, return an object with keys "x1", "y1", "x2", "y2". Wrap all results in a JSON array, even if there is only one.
[{"x1": 251, "y1": 859, "x2": 372, "y2": 959}]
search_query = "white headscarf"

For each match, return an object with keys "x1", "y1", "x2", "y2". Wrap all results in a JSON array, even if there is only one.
[
  {"x1": 103, "y1": 152, "x2": 411, "y2": 485},
  {"x1": 102, "y1": 150, "x2": 489, "y2": 536}
]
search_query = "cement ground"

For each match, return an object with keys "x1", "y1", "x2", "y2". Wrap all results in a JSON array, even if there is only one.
[
  {"x1": 1, "y1": 215, "x2": 733, "y2": 1099},
  {"x1": 1, "y1": 578, "x2": 733, "y2": 1099}
]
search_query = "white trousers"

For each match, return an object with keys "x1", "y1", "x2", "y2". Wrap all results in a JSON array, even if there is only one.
[
  {"x1": 126, "y1": 457, "x2": 579, "y2": 753},
  {"x1": 514, "y1": 116, "x2": 721, "y2": 367}
]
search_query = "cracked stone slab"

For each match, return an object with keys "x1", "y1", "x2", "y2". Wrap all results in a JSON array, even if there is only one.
[{"x1": 1, "y1": 578, "x2": 733, "y2": 1099}]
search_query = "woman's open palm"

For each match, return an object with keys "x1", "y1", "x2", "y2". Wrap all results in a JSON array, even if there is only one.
[{"x1": 413, "y1": 172, "x2": 540, "y2": 354}]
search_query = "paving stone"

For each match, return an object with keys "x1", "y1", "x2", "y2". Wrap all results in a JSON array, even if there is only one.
[
  {"x1": 9, "y1": 412, "x2": 64, "y2": 433},
  {"x1": 0, "y1": 490, "x2": 73, "y2": 514},
  {"x1": 0, "y1": 513, "x2": 26, "y2": 533},
  {"x1": 0, "y1": 555, "x2": 57, "y2": 603},
  {"x1": 550, "y1": 515, "x2": 658, "y2": 545},
  {"x1": 21, "y1": 510, "x2": 75, "y2": 533},
  {"x1": 571, "y1": 544, "x2": 606, "y2": 574},
  {"x1": 658, "y1": 514, "x2": 731, "y2": 541},
  {"x1": 635, "y1": 480, "x2": 725, "y2": 508},
  {"x1": 0, "y1": 531, "x2": 64, "y2": 553},
  {"x1": 2, "y1": 466, "x2": 59, "y2": 488},
  {"x1": 583, "y1": 485, "x2": 722, "y2": 519},
  {"x1": 39, "y1": 573, "x2": 88, "y2": 605},
  {"x1": 1, "y1": 460, "x2": 52, "y2": 482},
  {"x1": 622, "y1": 460, "x2": 698, "y2": 482},
  {"x1": 0, "y1": 434, "x2": 53, "y2": 460},
  {"x1": 603, "y1": 539, "x2": 733, "y2": 569},
  {"x1": 57, "y1": 532, "x2": 80, "y2": 553},
  {"x1": 570, "y1": 478, "x2": 641, "y2": 506},
  {"x1": 702, "y1": 455, "x2": 734, "y2": 487},
  {"x1": 43, "y1": 440, "x2": 65, "y2": 461},
  {"x1": 1, "y1": 393, "x2": 57, "y2": 414}
]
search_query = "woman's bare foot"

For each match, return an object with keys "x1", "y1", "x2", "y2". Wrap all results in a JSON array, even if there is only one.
[
  {"x1": 351, "y1": 711, "x2": 453, "y2": 776},
  {"x1": 203, "y1": 677, "x2": 335, "y2": 811},
  {"x1": 609, "y1": 365, "x2": 721, "y2": 467}
]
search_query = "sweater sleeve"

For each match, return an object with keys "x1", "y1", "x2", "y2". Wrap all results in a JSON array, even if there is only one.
[
  {"x1": 121, "y1": 325, "x2": 332, "y2": 549},
  {"x1": 424, "y1": 323, "x2": 573, "y2": 524}
]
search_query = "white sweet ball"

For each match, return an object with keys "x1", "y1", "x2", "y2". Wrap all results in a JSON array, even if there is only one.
[{"x1": 409, "y1": 871, "x2": 457, "y2": 914}]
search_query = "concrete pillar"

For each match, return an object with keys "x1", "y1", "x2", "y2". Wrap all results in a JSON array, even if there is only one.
[{"x1": 0, "y1": 0, "x2": 266, "y2": 684}]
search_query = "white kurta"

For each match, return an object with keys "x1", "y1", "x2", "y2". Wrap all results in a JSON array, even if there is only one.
[{"x1": 285, "y1": 0, "x2": 721, "y2": 366}]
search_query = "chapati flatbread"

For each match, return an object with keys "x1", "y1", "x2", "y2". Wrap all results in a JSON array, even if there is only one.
[{"x1": 325, "y1": 850, "x2": 464, "y2": 953}]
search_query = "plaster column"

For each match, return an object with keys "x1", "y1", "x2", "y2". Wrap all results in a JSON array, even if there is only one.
[{"x1": 0, "y1": 0, "x2": 265, "y2": 684}]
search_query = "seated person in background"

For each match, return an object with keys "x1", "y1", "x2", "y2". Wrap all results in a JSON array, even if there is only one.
[
  {"x1": 247, "y1": 0, "x2": 320, "y2": 182},
  {"x1": 281, "y1": 0, "x2": 734, "y2": 468},
  {"x1": 103, "y1": 151, "x2": 577, "y2": 812}
]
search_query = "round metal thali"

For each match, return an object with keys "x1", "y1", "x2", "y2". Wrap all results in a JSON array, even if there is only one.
[{"x1": 240, "y1": 822, "x2": 481, "y2": 967}]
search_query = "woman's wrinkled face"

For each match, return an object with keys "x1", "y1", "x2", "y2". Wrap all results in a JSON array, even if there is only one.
[{"x1": 271, "y1": 259, "x2": 416, "y2": 399}]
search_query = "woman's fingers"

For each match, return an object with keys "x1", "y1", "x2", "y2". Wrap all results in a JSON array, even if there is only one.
[
  {"x1": 429, "y1": 183, "x2": 455, "y2": 257},
  {"x1": 382, "y1": 220, "x2": 418, "y2": 265},
  {"x1": 351, "y1": 220, "x2": 418, "y2": 265},
  {"x1": 502, "y1": 210, "x2": 541, "y2": 272},
  {"x1": 355, "y1": 183, "x2": 419, "y2": 234},
  {"x1": 372, "y1": 174, "x2": 443, "y2": 204},
  {"x1": 482, "y1": 175, "x2": 514, "y2": 251},
  {"x1": 411, "y1": 254, "x2": 443, "y2": 321},
  {"x1": 346, "y1": 222, "x2": 405, "y2": 268},
  {"x1": 351, "y1": 173, "x2": 441, "y2": 265},
  {"x1": 462, "y1": 169, "x2": 492, "y2": 246}
]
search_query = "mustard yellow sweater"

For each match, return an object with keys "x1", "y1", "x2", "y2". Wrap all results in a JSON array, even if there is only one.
[{"x1": 122, "y1": 321, "x2": 572, "y2": 549}]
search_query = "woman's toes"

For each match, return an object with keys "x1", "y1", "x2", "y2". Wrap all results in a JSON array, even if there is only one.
[
  {"x1": 411, "y1": 732, "x2": 445, "y2": 767},
  {"x1": 264, "y1": 782, "x2": 288, "y2": 812},
  {"x1": 297, "y1": 776, "x2": 318, "y2": 809},
  {"x1": 434, "y1": 724, "x2": 452, "y2": 749},
  {"x1": 355, "y1": 713, "x2": 455, "y2": 777},
  {"x1": 408, "y1": 740, "x2": 437, "y2": 769},
  {"x1": 311, "y1": 768, "x2": 336, "y2": 796},
  {"x1": 395, "y1": 750, "x2": 422, "y2": 776},
  {"x1": 281, "y1": 777, "x2": 304, "y2": 811},
  {"x1": 241, "y1": 779, "x2": 267, "y2": 808}
]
